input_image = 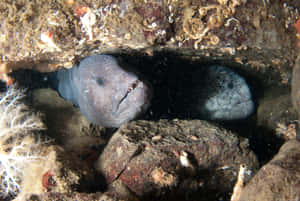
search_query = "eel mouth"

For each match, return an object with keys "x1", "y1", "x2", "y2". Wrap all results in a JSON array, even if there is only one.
[{"x1": 112, "y1": 79, "x2": 141, "y2": 115}]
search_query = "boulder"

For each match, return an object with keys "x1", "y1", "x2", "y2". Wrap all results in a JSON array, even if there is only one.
[
  {"x1": 238, "y1": 139, "x2": 300, "y2": 201},
  {"x1": 96, "y1": 119, "x2": 259, "y2": 200}
]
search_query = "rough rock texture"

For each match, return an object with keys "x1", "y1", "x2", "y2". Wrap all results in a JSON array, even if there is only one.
[
  {"x1": 96, "y1": 119, "x2": 259, "y2": 200},
  {"x1": 18, "y1": 192, "x2": 124, "y2": 201},
  {"x1": 31, "y1": 88, "x2": 106, "y2": 154},
  {"x1": 291, "y1": 55, "x2": 300, "y2": 136},
  {"x1": 238, "y1": 139, "x2": 300, "y2": 201},
  {"x1": 257, "y1": 89, "x2": 298, "y2": 140},
  {"x1": 292, "y1": 56, "x2": 300, "y2": 118},
  {"x1": 0, "y1": 0, "x2": 298, "y2": 84},
  {"x1": 14, "y1": 145, "x2": 99, "y2": 201}
]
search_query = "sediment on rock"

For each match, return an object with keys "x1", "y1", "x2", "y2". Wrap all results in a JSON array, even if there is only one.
[
  {"x1": 96, "y1": 119, "x2": 259, "y2": 200},
  {"x1": 238, "y1": 139, "x2": 300, "y2": 201},
  {"x1": 0, "y1": 0, "x2": 298, "y2": 81}
]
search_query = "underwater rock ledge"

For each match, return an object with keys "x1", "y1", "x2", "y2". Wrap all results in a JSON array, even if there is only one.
[
  {"x1": 96, "y1": 119, "x2": 259, "y2": 199},
  {"x1": 0, "y1": 0, "x2": 298, "y2": 78}
]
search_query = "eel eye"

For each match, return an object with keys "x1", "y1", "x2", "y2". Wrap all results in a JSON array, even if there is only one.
[{"x1": 96, "y1": 77, "x2": 103, "y2": 85}]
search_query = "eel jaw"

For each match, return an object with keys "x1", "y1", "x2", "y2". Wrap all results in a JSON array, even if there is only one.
[{"x1": 112, "y1": 79, "x2": 140, "y2": 115}]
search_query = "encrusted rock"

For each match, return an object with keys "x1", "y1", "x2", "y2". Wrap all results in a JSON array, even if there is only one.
[
  {"x1": 0, "y1": 0, "x2": 298, "y2": 85},
  {"x1": 95, "y1": 119, "x2": 259, "y2": 199},
  {"x1": 257, "y1": 90, "x2": 298, "y2": 140},
  {"x1": 19, "y1": 192, "x2": 124, "y2": 201},
  {"x1": 238, "y1": 139, "x2": 300, "y2": 201},
  {"x1": 15, "y1": 145, "x2": 98, "y2": 201},
  {"x1": 292, "y1": 56, "x2": 300, "y2": 118},
  {"x1": 31, "y1": 88, "x2": 105, "y2": 154}
]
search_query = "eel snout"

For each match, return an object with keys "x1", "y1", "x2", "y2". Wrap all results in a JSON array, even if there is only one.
[{"x1": 112, "y1": 79, "x2": 141, "y2": 115}]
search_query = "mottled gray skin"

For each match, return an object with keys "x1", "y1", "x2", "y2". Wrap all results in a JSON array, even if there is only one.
[
  {"x1": 56, "y1": 54, "x2": 152, "y2": 127},
  {"x1": 198, "y1": 65, "x2": 254, "y2": 120}
]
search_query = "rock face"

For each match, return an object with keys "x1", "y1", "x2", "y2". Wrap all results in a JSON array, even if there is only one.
[
  {"x1": 291, "y1": 56, "x2": 300, "y2": 136},
  {"x1": 292, "y1": 56, "x2": 300, "y2": 118},
  {"x1": 257, "y1": 90, "x2": 298, "y2": 140},
  {"x1": 0, "y1": 0, "x2": 298, "y2": 82},
  {"x1": 238, "y1": 139, "x2": 300, "y2": 201},
  {"x1": 258, "y1": 91, "x2": 297, "y2": 130},
  {"x1": 14, "y1": 145, "x2": 99, "y2": 201},
  {"x1": 95, "y1": 119, "x2": 259, "y2": 200},
  {"x1": 31, "y1": 88, "x2": 106, "y2": 153},
  {"x1": 17, "y1": 192, "x2": 124, "y2": 201}
]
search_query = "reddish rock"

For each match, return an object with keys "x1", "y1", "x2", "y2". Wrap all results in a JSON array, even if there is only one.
[{"x1": 95, "y1": 119, "x2": 259, "y2": 199}]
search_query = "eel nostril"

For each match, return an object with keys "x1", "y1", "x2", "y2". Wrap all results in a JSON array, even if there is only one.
[{"x1": 128, "y1": 80, "x2": 139, "y2": 93}]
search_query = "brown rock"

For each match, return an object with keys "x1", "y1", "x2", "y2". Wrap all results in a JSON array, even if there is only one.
[
  {"x1": 257, "y1": 89, "x2": 298, "y2": 140},
  {"x1": 15, "y1": 145, "x2": 98, "y2": 200},
  {"x1": 238, "y1": 139, "x2": 300, "y2": 201},
  {"x1": 0, "y1": 0, "x2": 170, "y2": 72},
  {"x1": 291, "y1": 56, "x2": 300, "y2": 136},
  {"x1": 31, "y1": 88, "x2": 106, "y2": 154},
  {"x1": 20, "y1": 192, "x2": 124, "y2": 201},
  {"x1": 292, "y1": 56, "x2": 300, "y2": 117},
  {"x1": 0, "y1": 0, "x2": 298, "y2": 81},
  {"x1": 95, "y1": 119, "x2": 259, "y2": 199}
]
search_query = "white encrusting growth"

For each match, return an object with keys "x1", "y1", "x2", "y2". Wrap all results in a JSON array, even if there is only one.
[{"x1": 0, "y1": 86, "x2": 46, "y2": 198}]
